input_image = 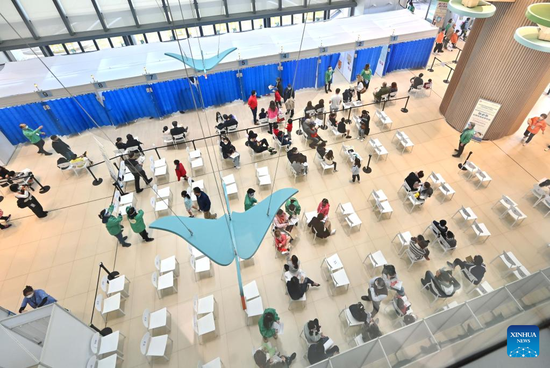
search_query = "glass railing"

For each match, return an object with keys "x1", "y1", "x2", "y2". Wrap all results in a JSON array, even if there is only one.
[{"x1": 310, "y1": 267, "x2": 550, "y2": 367}]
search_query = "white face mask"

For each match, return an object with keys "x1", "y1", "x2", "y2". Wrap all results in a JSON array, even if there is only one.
[{"x1": 25, "y1": 293, "x2": 34, "y2": 299}]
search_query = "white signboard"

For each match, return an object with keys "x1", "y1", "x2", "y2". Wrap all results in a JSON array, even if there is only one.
[
  {"x1": 337, "y1": 50, "x2": 354, "y2": 82},
  {"x1": 466, "y1": 98, "x2": 501, "y2": 141},
  {"x1": 375, "y1": 44, "x2": 389, "y2": 77}
]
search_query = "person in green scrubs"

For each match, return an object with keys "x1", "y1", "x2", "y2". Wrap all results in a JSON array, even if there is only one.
[
  {"x1": 19, "y1": 124, "x2": 52, "y2": 155},
  {"x1": 324, "y1": 66, "x2": 334, "y2": 94},
  {"x1": 360, "y1": 64, "x2": 372, "y2": 90}
]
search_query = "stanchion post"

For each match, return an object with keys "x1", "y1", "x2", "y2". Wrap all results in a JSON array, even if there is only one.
[
  {"x1": 443, "y1": 68, "x2": 453, "y2": 84},
  {"x1": 192, "y1": 140, "x2": 197, "y2": 150},
  {"x1": 347, "y1": 107, "x2": 352, "y2": 120},
  {"x1": 87, "y1": 167, "x2": 103, "y2": 186},
  {"x1": 30, "y1": 174, "x2": 51, "y2": 194},
  {"x1": 453, "y1": 48, "x2": 462, "y2": 64},
  {"x1": 382, "y1": 99, "x2": 387, "y2": 111},
  {"x1": 401, "y1": 96, "x2": 410, "y2": 113},
  {"x1": 154, "y1": 146, "x2": 161, "y2": 160},
  {"x1": 427, "y1": 56, "x2": 436, "y2": 72}
]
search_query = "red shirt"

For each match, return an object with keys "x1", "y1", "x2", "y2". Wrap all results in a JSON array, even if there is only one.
[
  {"x1": 273, "y1": 126, "x2": 281, "y2": 136},
  {"x1": 275, "y1": 233, "x2": 289, "y2": 252},
  {"x1": 274, "y1": 90, "x2": 282, "y2": 102},
  {"x1": 317, "y1": 202, "x2": 330, "y2": 218},
  {"x1": 286, "y1": 122, "x2": 293, "y2": 132},
  {"x1": 248, "y1": 95, "x2": 257, "y2": 109},
  {"x1": 175, "y1": 163, "x2": 187, "y2": 181}
]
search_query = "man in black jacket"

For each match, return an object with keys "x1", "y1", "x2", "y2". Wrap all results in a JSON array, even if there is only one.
[
  {"x1": 283, "y1": 84, "x2": 295, "y2": 102},
  {"x1": 448, "y1": 256, "x2": 486, "y2": 285},
  {"x1": 124, "y1": 152, "x2": 152, "y2": 193},
  {"x1": 170, "y1": 121, "x2": 188, "y2": 138}
]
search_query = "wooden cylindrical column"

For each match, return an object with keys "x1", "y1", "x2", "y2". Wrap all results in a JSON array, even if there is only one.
[{"x1": 440, "y1": 0, "x2": 550, "y2": 140}]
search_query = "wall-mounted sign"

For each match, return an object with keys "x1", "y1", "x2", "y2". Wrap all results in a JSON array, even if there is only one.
[
  {"x1": 280, "y1": 53, "x2": 290, "y2": 60},
  {"x1": 356, "y1": 41, "x2": 364, "y2": 48},
  {"x1": 466, "y1": 98, "x2": 501, "y2": 141},
  {"x1": 319, "y1": 47, "x2": 329, "y2": 53},
  {"x1": 36, "y1": 90, "x2": 53, "y2": 98},
  {"x1": 390, "y1": 35, "x2": 399, "y2": 42},
  {"x1": 238, "y1": 59, "x2": 248, "y2": 66},
  {"x1": 145, "y1": 73, "x2": 158, "y2": 81},
  {"x1": 93, "y1": 82, "x2": 107, "y2": 89}
]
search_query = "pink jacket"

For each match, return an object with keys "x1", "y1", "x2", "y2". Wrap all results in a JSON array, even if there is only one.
[{"x1": 267, "y1": 108, "x2": 279, "y2": 120}]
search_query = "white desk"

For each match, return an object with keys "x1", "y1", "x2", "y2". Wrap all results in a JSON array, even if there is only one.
[
  {"x1": 147, "y1": 334, "x2": 169, "y2": 357},
  {"x1": 107, "y1": 275, "x2": 130, "y2": 298},
  {"x1": 160, "y1": 256, "x2": 179, "y2": 275},
  {"x1": 246, "y1": 296, "x2": 264, "y2": 319},
  {"x1": 97, "y1": 354, "x2": 118, "y2": 368},
  {"x1": 189, "y1": 149, "x2": 202, "y2": 160},
  {"x1": 150, "y1": 308, "x2": 169, "y2": 330},
  {"x1": 103, "y1": 293, "x2": 124, "y2": 316},
  {"x1": 243, "y1": 280, "x2": 260, "y2": 301},
  {"x1": 158, "y1": 272, "x2": 175, "y2": 291}
]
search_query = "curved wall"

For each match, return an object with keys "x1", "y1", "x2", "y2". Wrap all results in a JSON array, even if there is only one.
[{"x1": 440, "y1": 0, "x2": 550, "y2": 140}]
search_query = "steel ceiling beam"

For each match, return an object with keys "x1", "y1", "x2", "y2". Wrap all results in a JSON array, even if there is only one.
[
  {"x1": 52, "y1": 0, "x2": 75, "y2": 36},
  {"x1": 193, "y1": 0, "x2": 201, "y2": 21},
  {"x1": 90, "y1": 0, "x2": 109, "y2": 32},
  {"x1": 0, "y1": 1, "x2": 357, "y2": 52},
  {"x1": 252, "y1": 0, "x2": 256, "y2": 14},
  {"x1": 10, "y1": 0, "x2": 39, "y2": 40},
  {"x1": 278, "y1": 0, "x2": 282, "y2": 11},
  {"x1": 127, "y1": 0, "x2": 140, "y2": 28},
  {"x1": 222, "y1": 0, "x2": 229, "y2": 17},
  {"x1": 160, "y1": 0, "x2": 172, "y2": 24}
]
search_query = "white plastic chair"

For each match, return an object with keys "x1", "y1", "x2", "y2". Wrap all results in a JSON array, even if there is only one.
[
  {"x1": 368, "y1": 189, "x2": 388, "y2": 207},
  {"x1": 190, "y1": 254, "x2": 212, "y2": 281},
  {"x1": 401, "y1": 248, "x2": 426, "y2": 270},
  {"x1": 524, "y1": 183, "x2": 548, "y2": 206},
  {"x1": 154, "y1": 255, "x2": 180, "y2": 277},
  {"x1": 151, "y1": 271, "x2": 178, "y2": 299},
  {"x1": 363, "y1": 251, "x2": 388, "y2": 276},
  {"x1": 452, "y1": 206, "x2": 477, "y2": 224},
  {"x1": 142, "y1": 308, "x2": 172, "y2": 333},
  {"x1": 473, "y1": 171, "x2": 492, "y2": 188},
  {"x1": 438, "y1": 183, "x2": 456, "y2": 202},
  {"x1": 150, "y1": 196, "x2": 169, "y2": 218},
  {"x1": 194, "y1": 294, "x2": 216, "y2": 316},
  {"x1": 255, "y1": 163, "x2": 271, "y2": 187},
  {"x1": 491, "y1": 195, "x2": 518, "y2": 217},
  {"x1": 503, "y1": 206, "x2": 527, "y2": 227},
  {"x1": 534, "y1": 195, "x2": 550, "y2": 217},
  {"x1": 427, "y1": 171, "x2": 445, "y2": 187},
  {"x1": 140, "y1": 332, "x2": 173, "y2": 364},
  {"x1": 193, "y1": 313, "x2": 217, "y2": 344},
  {"x1": 392, "y1": 231, "x2": 412, "y2": 255},
  {"x1": 468, "y1": 220, "x2": 491, "y2": 243},
  {"x1": 374, "y1": 198, "x2": 393, "y2": 220},
  {"x1": 339, "y1": 306, "x2": 364, "y2": 334},
  {"x1": 198, "y1": 357, "x2": 224, "y2": 368}
]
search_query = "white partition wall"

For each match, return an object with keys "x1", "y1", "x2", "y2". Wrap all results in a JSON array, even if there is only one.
[
  {"x1": 379, "y1": 321, "x2": 439, "y2": 366},
  {"x1": 0, "y1": 129, "x2": 15, "y2": 164},
  {"x1": 505, "y1": 271, "x2": 550, "y2": 310},
  {"x1": 0, "y1": 326, "x2": 40, "y2": 368},
  {"x1": 39, "y1": 304, "x2": 95, "y2": 367},
  {"x1": 424, "y1": 303, "x2": 483, "y2": 348}
]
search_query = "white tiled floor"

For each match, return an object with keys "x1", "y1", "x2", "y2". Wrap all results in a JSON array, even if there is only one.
[{"x1": 1, "y1": 41, "x2": 549, "y2": 367}]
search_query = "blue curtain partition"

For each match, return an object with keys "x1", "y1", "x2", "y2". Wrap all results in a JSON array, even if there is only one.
[
  {"x1": 103, "y1": 85, "x2": 161, "y2": 125},
  {"x1": 351, "y1": 46, "x2": 383, "y2": 82},
  {"x1": 48, "y1": 94, "x2": 111, "y2": 133},
  {"x1": 0, "y1": 102, "x2": 60, "y2": 145},
  {"x1": 151, "y1": 78, "x2": 197, "y2": 116},
  {"x1": 383, "y1": 38, "x2": 435, "y2": 75},
  {"x1": 281, "y1": 57, "x2": 318, "y2": 90},
  {"x1": 240, "y1": 64, "x2": 279, "y2": 98},
  {"x1": 318, "y1": 53, "x2": 341, "y2": 87},
  {"x1": 195, "y1": 71, "x2": 241, "y2": 108}
]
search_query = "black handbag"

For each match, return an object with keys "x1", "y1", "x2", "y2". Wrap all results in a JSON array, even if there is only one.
[{"x1": 349, "y1": 302, "x2": 369, "y2": 322}]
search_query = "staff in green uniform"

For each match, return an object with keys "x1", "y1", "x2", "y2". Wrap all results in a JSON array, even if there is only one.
[
  {"x1": 244, "y1": 188, "x2": 258, "y2": 211},
  {"x1": 324, "y1": 67, "x2": 334, "y2": 94},
  {"x1": 126, "y1": 206, "x2": 154, "y2": 242}
]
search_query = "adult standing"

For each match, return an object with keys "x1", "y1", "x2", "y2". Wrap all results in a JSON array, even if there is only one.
[
  {"x1": 248, "y1": 90, "x2": 259, "y2": 125},
  {"x1": 324, "y1": 66, "x2": 334, "y2": 93},
  {"x1": 444, "y1": 23, "x2": 455, "y2": 48},
  {"x1": 329, "y1": 88, "x2": 343, "y2": 113},
  {"x1": 126, "y1": 206, "x2": 154, "y2": 242},
  {"x1": 20, "y1": 124, "x2": 52, "y2": 155},
  {"x1": 452, "y1": 122, "x2": 476, "y2": 157},
  {"x1": 521, "y1": 113, "x2": 547, "y2": 146},
  {"x1": 283, "y1": 84, "x2": 295, "y2": 102},
  {"x1": 360, "y1": 64, "x2": 372, "y2": 91},
  {"x1": 361, "y1": 277, "x2": 388, "y2": 317},
  {"x1": 193, "y1": 187, "x2": 217, "y2": 219},
  {"x1": 13, "y1": 184, "x2": 48, "y2": 218},
  {"x1": 459, "y1": 18, "x2": 471, "y2": 40},
  {"x1": 433, "y1": 29, "x2": 445, "y2": 54},
  {"x1": 19, "y1": 286, "x2": 57, "y2": 313},
  {"x1": 284, "y1": 96, "x2": 295, "y2": 119},
  {"x1": 124, "y1": 152, "x2": 152, "y2": 193},
  {"x1": 275, "y1": 77, "x2": 283, "y2": 97},
  {"x1": 99, "y1": 205, "x2": 131, "y2": 247}
]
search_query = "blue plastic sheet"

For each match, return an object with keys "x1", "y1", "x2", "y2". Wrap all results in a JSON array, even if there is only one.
[
  {"x1": 351, "y1": 47, "x2": 383, "y2": 81},
  {"x1": 103, "y1": 85, "x2": 161, "y2": 125}
]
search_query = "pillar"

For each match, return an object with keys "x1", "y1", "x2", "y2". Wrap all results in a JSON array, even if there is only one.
[{"x1": 440, "y1": 0, "x2": 550, "y2": 140}]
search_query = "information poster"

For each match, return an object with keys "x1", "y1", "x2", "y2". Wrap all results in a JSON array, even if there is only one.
[
  {"x1": 375, "y1": 44, "x2": 389, "y2": 77},
  {"x1": 337, "y1": 50, "x2": 354, "y2": 82},
  {"x1": 432, "y1": 1, "x2": 448, "y2": 28},
  {"x1": 466, "y1": 98, "x2": 501, "y2": 141}
]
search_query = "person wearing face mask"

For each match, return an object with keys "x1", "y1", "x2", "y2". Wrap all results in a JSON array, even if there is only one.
[{"x1": 19, "y1": 286, "x2": 57, "y2": 313}]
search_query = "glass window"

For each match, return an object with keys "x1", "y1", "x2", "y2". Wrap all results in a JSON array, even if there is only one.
[
  {"x1": 145, "y1": 32, "x2": 161, "y2": 43},
  {"x1": 215, "y1": 23, "x2": 228, "y2": 34},
  {"x1": 95, "y1": 38, "x2": 112, "y2": 49},
  {"x1": 253, "y1": 19, "x2": 264, "y2": 30},
  {"x1": 202, "y1": 25, "x2": 215, "y2": 36},
  {"x1": 11, "y1": 48, "x2": 44, "y2": 61},
  {"x1": 132, "y1": 34, "x2": 147, "y2": 45},
  {"x1": 159, "y1": 30, "x2": 175, "y2": 41},
  {"x1": 293, "y1": 14, "x2": 303, "y2": 25},
  {"x1": 80, "y1": 40, "x2": 98, "y2": 52},
  {"x1": 270, "y1": 16, "x2": 281, "y2": 27},
  {"x1": 240, "y1": 20, "x2": 253, "y2": 31},
  {"x1": 187, "y1": 27, "x2": 200, "y2": 37},
  {"x1": 110, "y1": 36, "x2": 126, "y2": 47},
  {"x1": 175, "y1": 29, "x2": 187, "y2": 39},
  {"x1": 228, "y1": 22, "x2": 240, "y2": 33},
  {"x1": 65, "y1": 42, "x2": 82, "y2": 54},
  {"x1": 50, "y1": 44, "x2": 67, "y2": 56},
  {"x1": 282, "y1": 15, "x2": 292, "y2": 26},
  {"x1": 315, "y1": 11, "x2": 325, "y2": 21}
]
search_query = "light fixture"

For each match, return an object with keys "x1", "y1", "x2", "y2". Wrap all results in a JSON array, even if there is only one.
[
  {"x1": 515, "y1": 3, "x2": 550, "y2": 52},
  {"x1": 447, "y1": 0, "x2": 496, "y2": 19}
]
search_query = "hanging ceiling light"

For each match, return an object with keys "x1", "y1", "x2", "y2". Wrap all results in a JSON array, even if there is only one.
[
  {"x1": 515, "y1": 3, "x2": 550, "y2": 52},
  {"x1": 447, "y1": 0, "x2": 496, "y2": 19}
]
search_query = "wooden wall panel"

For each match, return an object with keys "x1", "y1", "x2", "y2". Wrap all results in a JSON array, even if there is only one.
[{"x1": 440, "y1": 0, "x2": 550, "y2": 140}]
